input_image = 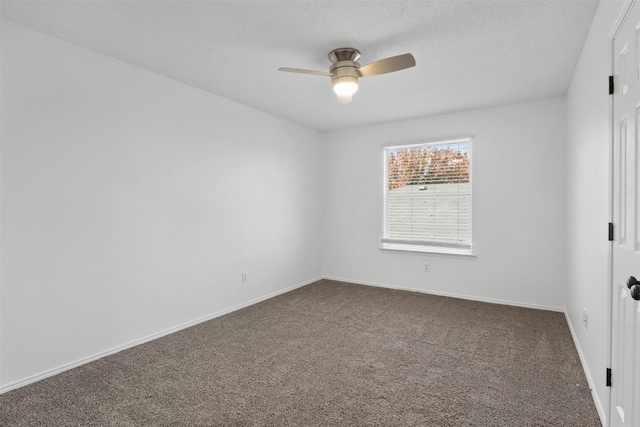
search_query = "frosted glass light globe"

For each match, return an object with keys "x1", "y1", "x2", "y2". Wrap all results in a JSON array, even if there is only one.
[{"x1": 333, "y1": 81, "x2": 358, "y2": 96}]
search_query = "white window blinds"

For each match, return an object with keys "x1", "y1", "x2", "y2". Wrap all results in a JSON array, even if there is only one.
[{"x1": 382, "y1": 137, "x2": 472, "y2": 254}]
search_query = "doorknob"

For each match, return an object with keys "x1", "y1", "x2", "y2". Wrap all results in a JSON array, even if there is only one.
[{"x1": 627, "y1": 277, "x2": 640, "y2": 300}]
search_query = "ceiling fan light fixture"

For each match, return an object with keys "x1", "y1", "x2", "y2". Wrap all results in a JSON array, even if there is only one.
[
  {"x1": 336, "y1": 93, "x2": 353, "y2": 105},
  {"x1": 333, "y1": 77, "x2": 358, "y2": 96}
]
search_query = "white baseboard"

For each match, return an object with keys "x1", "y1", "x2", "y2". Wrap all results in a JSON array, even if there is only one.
[
  {"x1": 322, "y1": 275, "x2": 565, "y2": 312},
  {"x1": 564, "y1": 310, "x2": 607, "y2": 427},
  {"x1": 0, "y1": 276, "x2": 321, "y2": 395}
]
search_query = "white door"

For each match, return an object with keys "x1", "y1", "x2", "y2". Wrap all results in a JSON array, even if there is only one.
[{"x1": 611, "y1": 1, "x2": 640, "y2": 426}]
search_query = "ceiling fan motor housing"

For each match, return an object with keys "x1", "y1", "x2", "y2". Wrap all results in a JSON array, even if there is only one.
[
  {"x1": 328, "y1": 48, "x2": 361, "y2": 91},
  {"x1": 330, "y1": 61, "x2": 360, "y2": 87}
]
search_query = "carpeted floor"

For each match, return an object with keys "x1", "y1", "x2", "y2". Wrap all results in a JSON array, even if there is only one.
[{"x1": 0, "y1": 279, "x2": 601, "y2": 426}]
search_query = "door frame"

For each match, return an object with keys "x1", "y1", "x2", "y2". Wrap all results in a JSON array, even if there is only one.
[{"x1": 608, "y1": 1, "x2": 637, "y2": 425}]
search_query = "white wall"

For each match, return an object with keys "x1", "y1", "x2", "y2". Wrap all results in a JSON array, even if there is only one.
[
  {"x1": 566, "y1": 1, "x2": 625, "y2": 424},
  {"x1": 0, "y1": 20, "x2": 323, "y2": 390},
  {"x1": 322, "y1": 97, "x2": 567, "y2": 310}
]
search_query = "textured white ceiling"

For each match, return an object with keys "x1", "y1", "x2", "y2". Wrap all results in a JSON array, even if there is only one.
[{"x1": 1, "y1": 0, "x2": 599, "y2": 132}]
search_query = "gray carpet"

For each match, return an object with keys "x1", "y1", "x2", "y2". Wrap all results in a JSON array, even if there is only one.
[{"x1": 0, "y1": 279, "x2": 601, "y2": 426}]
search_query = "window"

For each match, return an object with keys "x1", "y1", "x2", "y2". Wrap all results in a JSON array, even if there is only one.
[{"x1": 382, "y1": 137, "x2": 472, "y2": 255}]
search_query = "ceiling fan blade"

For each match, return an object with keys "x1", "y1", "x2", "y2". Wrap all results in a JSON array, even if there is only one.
[
  {"x1": 278, "y1": 67, "x2": 334, "y2": 77},
  {"x1": 358, "y1": 53, "x2": 416, "y2": 77}
]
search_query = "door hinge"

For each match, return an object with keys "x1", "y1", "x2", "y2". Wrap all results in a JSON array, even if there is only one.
[
  {"x1": 609, "y1": 75, "x2": 614, "y2": 95},
  {"x1": 609, "y1": 223, "x2": 614, "y2": 241},
  {"x1": 606, "y1": 368, "x2": 612, "y2": 387}
]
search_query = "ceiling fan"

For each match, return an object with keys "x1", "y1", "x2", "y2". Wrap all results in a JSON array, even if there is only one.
[{"x1": 278, "y1": 48, "x2": 416, "y2": 104}]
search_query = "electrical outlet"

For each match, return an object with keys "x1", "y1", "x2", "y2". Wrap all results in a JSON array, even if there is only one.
[
  {"x1": 242, "y1": 271, "x2": 248, "y2": 283},
  {"x1": 423, "y1": 263, "x2": 430, "y2": 273},
  {"x1": 582, "y1": 309, "x2": 588, "y2": 330}
]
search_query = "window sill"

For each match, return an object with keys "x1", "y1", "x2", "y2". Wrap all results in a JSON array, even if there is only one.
[{"x1": 380, "y1": 242, "x2": 476, "y2": 259}]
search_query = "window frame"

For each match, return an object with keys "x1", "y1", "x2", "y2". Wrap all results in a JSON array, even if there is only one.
[{"x1": 381, "y1": 136, "x2": 474, "y2": 257}]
